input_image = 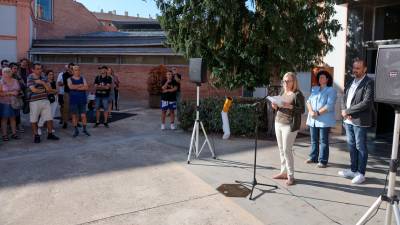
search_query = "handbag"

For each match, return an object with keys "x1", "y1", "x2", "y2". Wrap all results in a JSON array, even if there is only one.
[
  {"x1": 48, "y1": 94, "x2": 56, "y2": 103},
  {"x1": 10, "y1": 96, "x2": 24, "y2": 110}
]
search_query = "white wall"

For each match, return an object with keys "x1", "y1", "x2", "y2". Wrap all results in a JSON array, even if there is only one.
[
  {"x1": 253, "y1": 87, "x2": 267, "y2": 97},
  {"x1": 0, "y1": 5, "x2": 17, "y2": 36},
  {"x1": 297, "y1": 72, "x2": 312, "y2": 131},
  {"x1": 324, "y1": 3, "x2": 348, "y2": 121},
  {"x1": 30, "y1": 17, "x2": 34, "y2": 46},
  {"x1": 0, "y1": 40, "x2": 17, "y2": 62}
]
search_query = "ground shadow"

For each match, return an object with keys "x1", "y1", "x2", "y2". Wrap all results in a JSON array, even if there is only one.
[{"x1": 296, "y1": 178, "x2": 389, "y2": 198}]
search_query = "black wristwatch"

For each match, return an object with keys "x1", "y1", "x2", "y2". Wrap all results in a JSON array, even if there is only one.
[{"x1": 316, "y1": 111, "x2": 320, "y2": 116}]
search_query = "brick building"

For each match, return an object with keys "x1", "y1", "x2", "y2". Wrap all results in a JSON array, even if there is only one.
[
  {"x1": 0, "y1": 0, "x2": 32, "y2": 61},
  {"x1": 0, "y1": 0, "x2": 240, "y2": 103}
]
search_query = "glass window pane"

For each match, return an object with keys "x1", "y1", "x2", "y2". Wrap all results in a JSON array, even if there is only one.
[
  {"x1": 121, "y1": 56, "x2": 164, "y2": 65},
  {"x1": 165, "y1": 56, "x2": 188, "y2": 65},
  {"x1": 36, "y1": 0, "x2": 53, "y2": 21},
  {"x1": 80, "y1": 56, "x2": 96, "y2": 64},
  {"x1": 97, "y1": 56, "x2": 118, "y2": 64},
  {"x1": 38, "y1": 55, "x2": 75, "y2": 63},
  {"x1": 121, "y1": 56, "x2": 144, "y2": 64},
  {"x1": 142, "y1": 56, "x2": 164, "y2": 64}
]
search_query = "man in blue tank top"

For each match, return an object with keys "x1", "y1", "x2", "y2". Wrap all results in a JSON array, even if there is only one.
[{"x1": 67, "y1": 65, "x2": 90, "y2": 137}]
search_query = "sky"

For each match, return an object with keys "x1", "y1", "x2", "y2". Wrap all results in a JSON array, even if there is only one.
[
  {"x1": 76, "y1": 0, "x2": 254, "y2": 18},
  {"x1": 76, "y1": 0, "x2": 160, "y2": 18}
]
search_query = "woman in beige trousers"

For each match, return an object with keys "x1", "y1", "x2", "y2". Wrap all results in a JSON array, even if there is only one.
[{"x1": 271, "y1": 72, "x2": 305, "y2": 186}]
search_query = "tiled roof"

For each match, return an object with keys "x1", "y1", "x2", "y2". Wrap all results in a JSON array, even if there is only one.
[
  {"x1": 92, "y1": 12, "x2": 158, "y2": 23},
  {"x1": 30, "y1": 31, "x2": 176, "y2": 56},
  {"x1": 33, "y1": 34, "x2": 167, "y2": 47},
  {"x1": 29, "y1": 47, "x2": 178, "y2": 55},
  {"x1": 70, "y1": 31, "x2": 166, "y2": 38}
]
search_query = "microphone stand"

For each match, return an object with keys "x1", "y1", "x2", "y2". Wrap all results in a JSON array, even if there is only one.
[{"x1": 236, "y1": 98, "x2": 278, "y2": 200}]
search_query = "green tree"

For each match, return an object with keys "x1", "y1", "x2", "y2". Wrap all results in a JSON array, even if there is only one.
[{"x1": 155, "y1": 0, "x2": 341, "y2": 90}]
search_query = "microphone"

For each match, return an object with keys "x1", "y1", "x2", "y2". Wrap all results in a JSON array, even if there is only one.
[{"x1": 251, "y1": 96, "x2": 268, "y2": 107}]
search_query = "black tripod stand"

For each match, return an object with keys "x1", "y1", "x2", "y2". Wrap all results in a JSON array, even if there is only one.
[{"x1": 236, "y1": 101, "x2": 278, "y2": 200}]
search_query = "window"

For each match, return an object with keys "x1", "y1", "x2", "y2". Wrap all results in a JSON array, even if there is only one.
[
  {"x1": 121, "y1": 56, "x2": 164, "y2": 65},
  {"x1": 35, "y1": 0, "x2": 53, "y2": 22},
  {"x1": 165, "y1": 56, "x2": 188, "y2": 65},
  {"x1": 97, "y1": 56, "x2": 119, "y2": 64},
  {"x1": 375, "y1": 4, "x2": 400, "y2": 40},
  {"x1": 79, "y1": 56, "x2": 96, "y2": 64},
  {"x1": 37, "y1": 55, "x2": 76, "y2": 64}
]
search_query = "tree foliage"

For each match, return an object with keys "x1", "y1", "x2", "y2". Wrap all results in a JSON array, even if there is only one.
[{"x1": 155, "y1": 0, "x2": 341, "y2": 90}]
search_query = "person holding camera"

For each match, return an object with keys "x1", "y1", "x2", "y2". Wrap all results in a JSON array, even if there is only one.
[
  {"x1": 171, "y1": 67, "x2": 182, "y2": 117},
  {"x1": 161, "y1": 70, "x2": 178, "y2": 130}
]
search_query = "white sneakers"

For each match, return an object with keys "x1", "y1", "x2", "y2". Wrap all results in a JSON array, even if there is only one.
[
  {"x1": 338, "y1": 169, "x2": 356, "y2": 178},
  {"x1": 351, "y1": 173, "x2": 366, "y2": 184},
  {"x1": 338, "y1": 169, "x2": 366, "y2": 184},
  {"x1": 37, "y1": 128, "x2": 55, "y2": 136},
  {"x1": 161, "y1": 123, "x2": 176, "y2": 130}
]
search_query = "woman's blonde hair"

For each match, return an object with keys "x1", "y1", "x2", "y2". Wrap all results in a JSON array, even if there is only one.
[
  {"x1": 1, "y1": 67, "x2": 12, "y2": 76},
  {"x1": 282, "y1": 72, "x2": 299, "y2": 92}
]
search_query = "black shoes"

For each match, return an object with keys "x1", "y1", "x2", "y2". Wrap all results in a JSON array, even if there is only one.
[
  {"x1": 34, "y1": 135, "x2": 41, "y2": 143},
  {"x1": 73, "y1": 129, "x2": 79, "y2": 138},
  {"x1": 94, "y1": 122, "x2": 100, "y2": 128},
  {"x1": 104, "y1": 123, "x2": 109, "y2": 128},
  {"x1": 62, "y1": 123, "x2": 68, "y2": 129},
  {"x1": 47, "y1": 133, "x2": 60, "y2": 140},
  {"x1": 83, "y1": 129, "x2": 91, "y2": 136}
]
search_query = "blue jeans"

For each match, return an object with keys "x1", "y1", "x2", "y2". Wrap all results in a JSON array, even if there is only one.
[
  {"x1": 345, "y1": 123, "x2": 368, "y2": 175},
  {"x1": 309, "y1": 127, "x2": 330, "y2": 164},
  {"x1": 95, "y1": 97, "x2": 109, "y2": 110}
]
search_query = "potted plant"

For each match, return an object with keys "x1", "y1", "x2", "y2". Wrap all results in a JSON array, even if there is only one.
[{"x1": 147, "y1": 65, "x2": 167, "y2": 108}]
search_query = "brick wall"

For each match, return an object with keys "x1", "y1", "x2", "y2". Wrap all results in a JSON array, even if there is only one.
[
  {"x1": 42, "y1": 63, "x2": 242, "y2": 103},
  {"x1": 36, "y1": 0, "x2": 105, "y2": 39}
]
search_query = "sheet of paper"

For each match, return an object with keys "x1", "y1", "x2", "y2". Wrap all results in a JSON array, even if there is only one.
[{"x1": 267, "y1": 96, "x2": 284, "y2": 107}]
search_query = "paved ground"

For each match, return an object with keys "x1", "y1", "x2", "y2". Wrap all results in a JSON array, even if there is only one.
[{"x1": 0, "y1": 102, "x2": 397, "y2": 225}]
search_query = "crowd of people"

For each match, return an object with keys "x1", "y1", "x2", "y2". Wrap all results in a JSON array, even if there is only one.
[
  {"x1": 271, "y1": 58, "x2": 374, "y2": 185},
  {"x1": 1, "y1": 57, "x2": 374, "y2": 185},
  {"x1": 0, "y1": 59, "x2": 120, "y2": 143}
]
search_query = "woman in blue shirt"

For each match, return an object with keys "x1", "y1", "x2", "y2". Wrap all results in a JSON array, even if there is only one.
[{"x1": 306, "y1": 70, "x2": 337, "y2": 168}]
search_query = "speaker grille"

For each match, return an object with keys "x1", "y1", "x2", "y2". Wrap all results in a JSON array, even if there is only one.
[
  {"x1": 189, "y1": 58, "x2": 207, "y2": 83},
  {"x1": 375, "y1": 46, "x2": 400, "y2": 105}
]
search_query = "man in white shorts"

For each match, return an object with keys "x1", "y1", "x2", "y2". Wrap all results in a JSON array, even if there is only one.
[{"x1": 27, "y1": 63, "x2": 60, "y2": 143}]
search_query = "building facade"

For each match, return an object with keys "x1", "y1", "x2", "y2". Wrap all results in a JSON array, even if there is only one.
[
  {"x1": 333, "y1": 1, "x2": 400, "y2": 137},
  {"x1": 0, "y1": 0, "x2": 33, "y2": 61}
]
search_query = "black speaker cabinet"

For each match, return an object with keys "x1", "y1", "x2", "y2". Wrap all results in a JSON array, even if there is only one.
[
  {"x1": 375, "y1": 45, "x2": 400, "y2": 105},
  {"x1": 189, "y1": 58, "x2": 207, "y2": 83}
]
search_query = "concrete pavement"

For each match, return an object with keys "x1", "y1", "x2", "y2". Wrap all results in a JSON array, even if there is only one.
[{"x1": 0, "y1": 105, "x2": 396, "y2": 225}]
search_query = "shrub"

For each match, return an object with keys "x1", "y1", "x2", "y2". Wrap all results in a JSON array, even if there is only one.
[
  {"x1": 178, "y1": 97, "x2": 271, "y2": 137},
  {"x1": 147, "y1": 65, "x2": 168, "y2": 95}
]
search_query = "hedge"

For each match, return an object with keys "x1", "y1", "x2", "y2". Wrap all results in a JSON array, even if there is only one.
[{"x1": 178, "y1": 97, "x2": 273, "y2": 137}]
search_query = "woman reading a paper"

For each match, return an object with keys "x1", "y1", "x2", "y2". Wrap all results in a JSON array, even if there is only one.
[
  {"x1": 271, "y1": 72, "x2": 305, "y2": 186},
  {"x1": 305, "y1": 71, "x2": 337, "y2": 168}
]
